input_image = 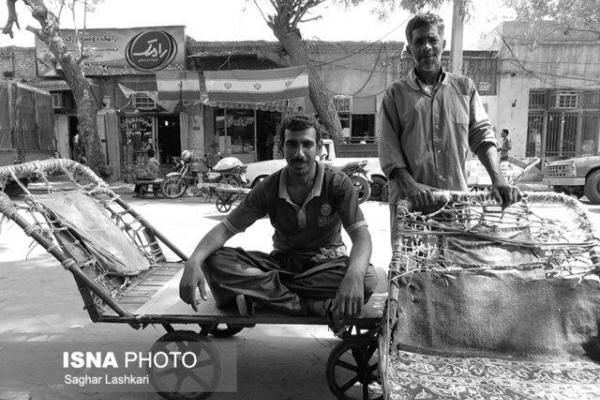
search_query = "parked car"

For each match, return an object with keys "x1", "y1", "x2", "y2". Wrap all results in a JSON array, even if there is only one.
[
  {"x1": 543, "y1": 155, "x2": 600, "y2": 203},
  {"x1": 245, "y1": 139, "x2": 389, "y2": 201}
]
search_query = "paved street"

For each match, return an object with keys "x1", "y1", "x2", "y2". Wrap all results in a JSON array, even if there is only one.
[{"x1": 1, "y1": 190, "x2": 600, "y2": 400}]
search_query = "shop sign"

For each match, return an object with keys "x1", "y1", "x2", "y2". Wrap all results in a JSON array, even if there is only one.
[
  {"x1": 125, "y1": 30, "x2": 178, "y2": 72},
  {"x1": 35, "y1": 26, "x2": 185, "y2": 77}
]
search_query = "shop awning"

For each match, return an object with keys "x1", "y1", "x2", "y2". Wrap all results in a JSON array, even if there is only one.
[{"x1": 204, "y1": 66, "x2": 309, "y2": 107}]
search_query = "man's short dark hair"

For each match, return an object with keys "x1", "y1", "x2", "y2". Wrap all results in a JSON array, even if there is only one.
[
  {"x1": 502, "y1": 129, "x2": 509, "y2": 135},
  {"x1": 147, "y1": 149, "x2": 155, "y2": 157},
  {"x1": 277, "y1": 113, "x2": 325, "y2": 149},
  {"x1": 405, "y1": 13, "x2": 445, "y2": 43}
]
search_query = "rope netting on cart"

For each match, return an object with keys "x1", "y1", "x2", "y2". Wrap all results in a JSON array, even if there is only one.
[
  {"x1": 390, "y1": 191, "x2": 600, "y2": 279},
  {"x1": 0, "y1": 159, "x2": 184, "y2": 316}
]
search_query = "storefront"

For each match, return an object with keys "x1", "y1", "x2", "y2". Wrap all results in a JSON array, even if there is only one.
[
  {"x1": 203, "y1": 66, "x2": 309, "y2": 163},
  {"x1": 119, "y1": 112, "x2": 181, "y2": 166},
  {"x1": 213, "y1": 108, "x2": 281, "y2": 163},
  {"x1": 34, "y1": 25, "x2": 188, "y2": 178}
]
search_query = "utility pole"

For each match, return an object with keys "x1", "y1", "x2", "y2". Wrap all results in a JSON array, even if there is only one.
[{"x1": 449, "y1": 0, "x2": 466, "y2": 75}]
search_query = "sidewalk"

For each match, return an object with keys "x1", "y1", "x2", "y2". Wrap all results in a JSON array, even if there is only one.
[{"x1": 27, "y1": 180, "x2": 135, "y2": 195}]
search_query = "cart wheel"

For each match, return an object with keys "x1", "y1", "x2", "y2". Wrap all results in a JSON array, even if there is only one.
[
  {"x1": 326, "y1": 337, "x2": 382, "y2": 400},
  {"x1": 148, "y1": 330, "x2": 221, "y2": 400},
  {"x1": 137, "y1": 185, "x2": 148, "y2": 197},
  {"x1": 210, "y1": 323, "x2": 244, "y2": 338},
  {"x1": 162, "y1": 176, "x2": 188, "y2": 199},
  {"x1": 153, "y1": 184, "x2": 162, "y2": 198},
  {"x1": 215, "y1": 196, "x2": 232, "y2": 213}
]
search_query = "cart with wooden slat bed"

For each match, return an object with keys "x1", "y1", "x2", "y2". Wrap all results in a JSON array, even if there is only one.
[{"x1": 0, "y1": 159, "x2": 386, "y2": 400}]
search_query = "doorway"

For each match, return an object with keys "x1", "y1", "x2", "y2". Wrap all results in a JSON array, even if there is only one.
[
  {"x1": 256, "y1": 111, "x2": 281, "y2": 161},
  {"x1": 67, "y1": 116, "x2": 80, "y2": 160},
  {"x1": 157, "y1": 115, "x2": 181, "y2": 166}
]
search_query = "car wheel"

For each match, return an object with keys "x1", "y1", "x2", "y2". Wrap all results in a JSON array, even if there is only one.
[
  {"x1": 585, "y1": 170, "x2": 600, "y2": 204},
  {"x1": 351, "y1": 175, "x2": 371, "y2": 204},
  {"x1": 369, "y1": 176, "x2": 387, "y2": 202}
]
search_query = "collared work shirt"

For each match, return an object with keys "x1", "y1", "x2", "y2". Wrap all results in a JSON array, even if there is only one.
[
  {"x1": 378, "y1": 69, "x2": 497, "y2": 194},
  {"x1": 223, "y1": 162, "x2": 367, "y2": 262}
]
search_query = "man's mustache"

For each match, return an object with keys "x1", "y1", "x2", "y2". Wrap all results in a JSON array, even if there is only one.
[{"x1": 291, "y1": 157, "x2": 308, "y2": 163}]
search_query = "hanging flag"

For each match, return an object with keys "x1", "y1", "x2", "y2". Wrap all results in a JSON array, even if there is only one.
[
  {"x1": 155, "y1": 70, "x2": 202, "y2": 111},
  {"x1": 204, "y1": 66, "x2": 309, "y2": 104}
]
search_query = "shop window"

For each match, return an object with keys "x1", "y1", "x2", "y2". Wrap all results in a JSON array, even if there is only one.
[
  {"x1": 51, "y1": 91, "x2": 73, "y2": 110},
  {"x1": 214, "y1": 108, "x2": 256, "y2": 163},
  {"x1": 351, "y1": 114, "x2": 375, "y2": 139},
  {"x1": 333, "y1": 95, "x2": 352, "y2": 113},
  {"x1": 120, "y1": 116, "x2": 154, "y2": 171}
]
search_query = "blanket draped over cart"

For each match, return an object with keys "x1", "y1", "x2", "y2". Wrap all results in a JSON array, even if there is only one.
[{"x1": 383, "y1": 192, "x2": 600, "y2": 400}]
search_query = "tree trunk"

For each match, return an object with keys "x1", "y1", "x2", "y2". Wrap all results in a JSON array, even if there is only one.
[
  {"x1": 270, "y1": 27, "x2": 342, "y2": 138},
  {"x1": 23, "y1": 0, "x2": 108, "y2": 175}
]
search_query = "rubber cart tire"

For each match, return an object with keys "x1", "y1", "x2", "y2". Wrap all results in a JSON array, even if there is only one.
[
  {"x1": 326, "y1": 337, "x2": 382, "y2": 400},
  {"x1": 209, "y1": 324, "x2": 244, "y2": 338},
  {"x1": 148, "y1": 330, "x2": 221, "y2": 400},
  {"x1": 215, "y1": 195, "x2": 232, "y2": 213}
]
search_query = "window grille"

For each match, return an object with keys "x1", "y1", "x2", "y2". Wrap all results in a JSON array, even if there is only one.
[
  {"x1": 550, "y1": 92, "x2": 578, "y2": 109},
  {"x1": 582, "y1": 91, "x2": 600, "y2": 109},
  {"x1": 528, "y1": 90, "x2": 546, "y2": 109},
  {"x1": 133, "y1": 94, "x2": 156, "y2": 110},
  {"x1": 333, "y1": 95, "x2": 352, "y2": 113}
]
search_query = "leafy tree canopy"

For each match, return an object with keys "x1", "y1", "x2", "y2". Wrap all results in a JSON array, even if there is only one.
[{"x1": 506, "y1": 0, "x2": 600, "y2": 36}]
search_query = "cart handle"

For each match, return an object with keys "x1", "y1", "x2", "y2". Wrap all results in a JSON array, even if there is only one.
[{"x1": 394, "y1": 189, "x2": 590, "y2": 216}]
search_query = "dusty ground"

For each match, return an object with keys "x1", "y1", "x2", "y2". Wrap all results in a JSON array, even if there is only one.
[{"x1": 0, "y1": 193, "x2": 392, "y2": 400}]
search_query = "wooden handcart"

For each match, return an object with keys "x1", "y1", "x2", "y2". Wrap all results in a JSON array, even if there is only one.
[{"x1": 0, "y1": 159, "x2": 386, "y2": 400}]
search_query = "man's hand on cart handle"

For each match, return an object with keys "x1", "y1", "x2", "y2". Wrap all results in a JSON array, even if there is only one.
[
  {"x1": 391, "y1": 168, "x2": 436, "y2": 211},
  {"x1": 180, "y1": 261, "x2": 208, "y2": 312},
  {"x1": 491, "y1": 183, "x2": 522, "y2": 209}
]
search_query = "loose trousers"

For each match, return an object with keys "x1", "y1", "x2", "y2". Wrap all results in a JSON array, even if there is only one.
[{"x1": 202, "y1": 247, "x2": 378, "y2": 315}]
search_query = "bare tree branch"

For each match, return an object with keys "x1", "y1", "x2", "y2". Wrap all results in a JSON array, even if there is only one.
[{"x1": 3, "y1": 0, "x2": 21, "y2": 38}]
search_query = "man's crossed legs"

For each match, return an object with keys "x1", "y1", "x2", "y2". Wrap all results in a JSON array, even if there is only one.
[{"x1": 202, "y1": 247, "x2": 378, "y2": 316}]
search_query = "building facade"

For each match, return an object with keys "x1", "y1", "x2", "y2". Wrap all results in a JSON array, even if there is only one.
[
  {"x1": 10, "y1": 25, "x2": 504, "y2": 177},
  {"x1": 480, "y1": 21, "x2": 600, "y2": 161}
]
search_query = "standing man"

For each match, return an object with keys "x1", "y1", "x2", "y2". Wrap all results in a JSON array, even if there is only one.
[
  {"x1": 379, "y1": 13, "x2": 520, "y2": 212},
  {"x1": 180, "y1": 114, "x2": 377, "y2": 323},
  {"x1": 500, "y1": 129, "x2": 512, "y2": 161}
]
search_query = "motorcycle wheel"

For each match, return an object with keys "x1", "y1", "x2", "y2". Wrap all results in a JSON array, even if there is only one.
[
  {"x1": 351, "y1": 175, "x2": 371, "y2": 204},
  {"x1": 161, "y1": 176, "x2": 188, "y2": 198}
]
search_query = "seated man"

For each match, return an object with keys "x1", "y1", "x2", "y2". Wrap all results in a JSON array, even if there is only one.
[
  {"x1": 134, "y1": 149, "x2": 162, "y2": 196},
  {"x1": 179, "y1": 114, "x2": 377, "y2": 324}
]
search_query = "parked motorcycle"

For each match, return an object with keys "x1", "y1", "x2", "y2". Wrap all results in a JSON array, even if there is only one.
[
  {"x1": 340, "y1": 160, "x2": 371, "y2": 204},
  {"x1": 161, "y1": 150, "x2": 248, "y2": 199}
]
